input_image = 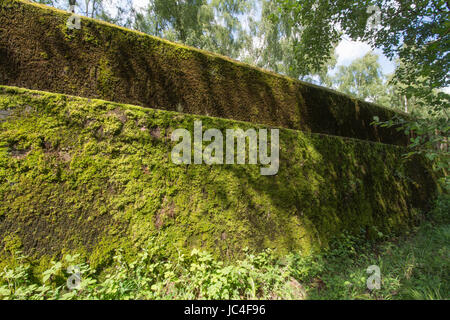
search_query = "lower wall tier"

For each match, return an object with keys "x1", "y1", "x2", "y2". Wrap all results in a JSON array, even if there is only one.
[{"x1": 0, "y1": 86, "x2": 438, "y2": 267}]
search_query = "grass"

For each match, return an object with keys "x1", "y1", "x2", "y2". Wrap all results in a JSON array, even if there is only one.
[
  {"x1": 1, "y1": 195, "x2": 448, "y2": 300},
  {"x1": 304, "y1": 194, "x2": 449, "y2": 300}
]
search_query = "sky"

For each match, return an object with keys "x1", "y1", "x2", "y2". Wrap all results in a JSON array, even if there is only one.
[
  {"x1": 335, "y1": 39, "x2": 395, "y2": 74},
  {"x1": 132, "y1": 0, "x2": 147, "y2": 10}
]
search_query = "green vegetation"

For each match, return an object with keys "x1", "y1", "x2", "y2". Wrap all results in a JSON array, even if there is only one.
[
  {"x1": 1, "y1": 195, "x2": 448, "y2": 300},
  {"x1": 1, "y1": 0, "x2": 448, "y2": 301},
  {"x1": 271, "y1": 0, "x2": 449, "y2": 88},
  {"x1": 133, "y1": 0, "x2": 252, "y2": 59},
  {"x1": 271, "y1": 0, "x2": 449, "y2": 197},
  {"x1": 374, "y1": 115, "x2": 449, "y2": 193}
]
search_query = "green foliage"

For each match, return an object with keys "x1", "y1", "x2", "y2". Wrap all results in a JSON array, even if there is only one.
[
  {"x1": 247, "y1": 0, "x2": 338, "y2": 80},
  {"x1": 332, "y1": 52, "x2": 389, "y2": 105},
  {"x1": 133, "y1": 0, "x2": 253, "y2": 59},
  {"x1": 272, "y1": 0, "x2": 449, "y2": 197},
  {"x1": 275, "y1": 0, "x2": 449, "y2": 86},
  {"x1": 373, "y1": 114, "x2": 449, "y2": 192},
  {"x1": 274, "y1": 0, "x2": 449, "y2": 128},
  {"x1": 0, "y1": 245, "x2": 298, "y2": 300}
]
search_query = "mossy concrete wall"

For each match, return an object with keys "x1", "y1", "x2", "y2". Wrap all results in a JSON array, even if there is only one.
[
  {"x1": 0, "y1": 0, "x2": 409, "y2": 145},
  {"x1": 0, "y1": 86, "x2": 438, "y2": 267}
]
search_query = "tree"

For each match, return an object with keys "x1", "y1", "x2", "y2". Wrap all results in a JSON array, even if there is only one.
[
  {"x1": 274, "y1": 0, "x2": 449, "y2": 190},
  {"x1": 81, "y1": 0, "x2": 104, "y2": 18},
  {"x1": 274, "y1": 0, "x2": 449, "y2": 86},
  {"x1": 331, "y1": 52, "x2": 389, "y2": 104},
  {"x1": 96, "y1": 0, "x2": 136, "y2": 28},
  {"x1": 246, "y1": 0, "x2": 338, "y2": 80},
  {"x1": 133, "y1": 0, "x2": 253, "y2": 59},
  {"x1": 271, "y1": 0, "x2": 449, "y2": 112}
]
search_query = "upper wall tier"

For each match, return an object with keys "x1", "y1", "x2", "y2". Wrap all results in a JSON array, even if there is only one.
[{"x1": 0, "y1": 0, "x2": 409, "y2": 145}]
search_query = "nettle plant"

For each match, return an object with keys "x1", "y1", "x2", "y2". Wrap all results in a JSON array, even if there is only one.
[{"x1": 0, "y1": 245, "x2": 301, "y2": 300}]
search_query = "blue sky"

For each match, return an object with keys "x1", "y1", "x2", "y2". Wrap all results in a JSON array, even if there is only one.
[{"x1": 335, "y1": 38, "x2": 395, "y2": 74}]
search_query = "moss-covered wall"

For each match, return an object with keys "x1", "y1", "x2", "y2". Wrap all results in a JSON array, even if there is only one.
[
  {"x1": 0, "y1": 86, "x2": 438, "y2": 268},
  {"x1": 0, "y1": 0, "x2": 409, "y2": 145}
]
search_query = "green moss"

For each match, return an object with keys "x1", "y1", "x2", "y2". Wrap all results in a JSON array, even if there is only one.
[
  {"x1": 0, "y1": 86, "x2": 439, "y2": 272},
  {"x1": 96, "y1": 58, "x2": 120, "y2": 100}
]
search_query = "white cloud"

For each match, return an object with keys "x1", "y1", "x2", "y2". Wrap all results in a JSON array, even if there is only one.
[
  {"x1": 132, "y1": 0, "x2": 148, "y2": 11},
  {"x1": 335, "y1": 38, "x2": 396, "y2": 76},
  {"x1": 335, "y1": 39, "x2": 372, "y2": 66}
]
